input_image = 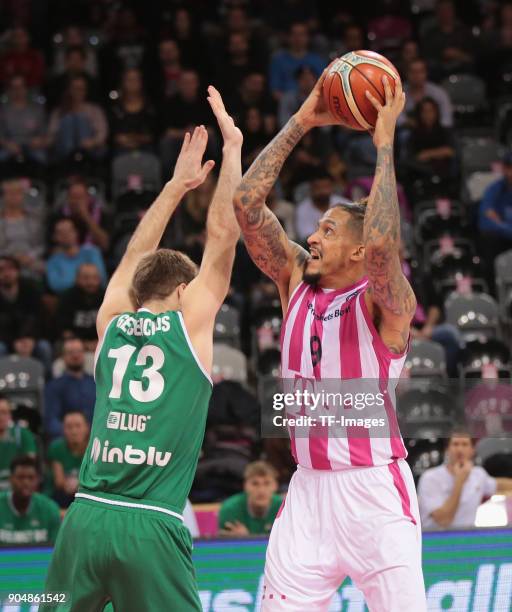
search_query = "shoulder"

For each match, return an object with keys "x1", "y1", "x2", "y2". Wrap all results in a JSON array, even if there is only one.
[
  {"x1": 48, "y1": 438, "x2": 64, "y2": 455},
  {"x1": 419, "y1": 464, "x2": 445, "y2": 484},
  {"x1": 0, "y1": 491, "x2": 8, "y2": 505},
  {"x1": 472, "y1": 466, "x2": 491, "y2": 480},
  {"x1": 220, "y1": 492, "x2": 245, "y2": 511}
]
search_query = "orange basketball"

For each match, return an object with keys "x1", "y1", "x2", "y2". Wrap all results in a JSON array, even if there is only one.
[{"x1": 323, "y1": 50, "x2": 401, "y2": 130}]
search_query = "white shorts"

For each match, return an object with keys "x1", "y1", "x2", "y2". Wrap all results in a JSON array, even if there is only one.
[{"x1": 262, "y1": 459, "x2": 426, "y2": 612}]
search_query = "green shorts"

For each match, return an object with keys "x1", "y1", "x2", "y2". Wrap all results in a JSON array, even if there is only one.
[{"x1": 40, "y1": 497, "x2": 202, "y2": 612}]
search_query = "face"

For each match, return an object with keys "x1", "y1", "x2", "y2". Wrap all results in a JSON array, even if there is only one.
[
  {"x1": 13, "y1": 337, "x2": 35, "y2": 357},
  {"x1": 69, "y1": 78, "x2": 87, "y2": 103},
  {"x1": 0, "y1": 400, "x2": 11, "y2": 432},
  {"x1": 0, "y1": 258, "x2": 19, "y2": 287},
  {"x1": 8, "y1": 77, "x2": 27, "y2": 102},
  {"x1": 12, "y1": 28, "x2": 29, "y2": 51},
  {"x1": 10, "y1": 466, "x2": 38, "y2": 497},
  {"x1": 159, "y1": 40, "x2": 179, "y2": 62},
  {"x1": 65, "y1": 26, "x2": 84, "y2": 46},
  {"x1": 310, "y1": 178, "x2": 333, "y2": 208},
  {"x1": 289, "y1": 24, "x2": 309, "y2": 51},
  {"x1": 228, "y1": 8, "x2": 247, "y2": 32},
  {"x1": 344, "y1": 26, "x2": 364, "y2": 51},
  {"x1": 63, "y1": 340, "x2": 85, "y2": 371},
  {"x1": 407, "y1": 61, "x2": 427, "y2": 87},
  {"x1": 123, "y1": 69, "x2": 143, "y2": 95},
  {"x1": 447, "y1": 435, "x2": 474, "y2": 464},
  {"x1": 246, "y1": 108, "x2": 262, "y2": 132},
  {"x1": 68, "y1": 182, "x2": 88, "y2": 206},
  {"x1": 402, "y1": 40, "x2": 419, "y2": 64},
  {"x1": 54, "y1": 219, "x2": 79, "y2": 248},
  {"x1": 2, "y1": 180, "x2": 24, "y2": 209},
  {"x1": 437, "y1": 1, "x2": 455, "y2": 25},
  {"x1": 420, "y1": 101, "x2": 438, "y2": 127},
  {"x1": 244, "y1": 474, "x2": 277, "y2": 508},
  {"x1": 63, "y1": 413, "x2": 89, "y2": 445},
  {"x1": 229, "y1": 33, "x2": 248, "y2": 56},
  {"x1": 243, "y1": 73, "x2": 265, "y2": 97},
  {"x1": 178, "y1": 72, "x2": 199, "y2": 99},
  {"x1": 76, "y1": 263, "x2": 101, "y2": 293},
  {"x1": 298, "y1": 69, "x2": 316, "y2": 95},
  {"x1": 175, "y1": 9, "x2": 190, "y2": 35},
  {"x1": 305, "y1": 208, "x2": 363, "y2": 284}
]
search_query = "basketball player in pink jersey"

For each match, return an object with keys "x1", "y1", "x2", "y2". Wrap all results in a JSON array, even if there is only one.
[{"x1": 234, "y1": 72, "x2": 427, "y2": 610}]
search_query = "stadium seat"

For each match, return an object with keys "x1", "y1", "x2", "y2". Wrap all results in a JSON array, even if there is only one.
[
  {"x1": 212, "y1": 343, "x2": 247, "y2": 384},
  {"x1": 441, "y1": 74, "x2": 487, "y2": 122},
  {"x1": 495, "y1": 250, "x2": 512, "y2": 325},
  {"x1": 460, "y1": 139, "x2": 504, "y2": 178},
  {"x1": 112, "y1": 151, "x2": 162, "y2": 199},
  {"x1": 214, "y1": 304, "x2": 241, "y2": 349},
  {"x1": 405, "y1": 339, "x2": 447, "y2": 378},
  {"x1": 398, "y1": 385, "x2": 458, "y2": 437},
  {"x1": 463, "y1": 170, "x2": 502, "y2": 204},
  {"x1": 460, "y1": 338, "x2": 512, "y2": 381},
  {"x1": 405, "y1": 437, "x2": 445, "y2": 482},
  {"x1": 444, "y1": 293, "x2": 499, "y2": 342},
  {"x1": 0, "y1": 356, "x2": 44, "y2": 414},
  {"x1": 413, "y1": 198, "x2": 463, "y2": 223}
]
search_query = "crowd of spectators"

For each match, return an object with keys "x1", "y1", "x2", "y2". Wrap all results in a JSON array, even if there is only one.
[{"x1": 1, "y1": 0, "x2": 512, "y2": 541}]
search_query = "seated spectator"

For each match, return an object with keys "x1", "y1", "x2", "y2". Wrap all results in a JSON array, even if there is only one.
[
  {"x1": 219, "y1": 461, "x2": 281, "y2": 535},
  {"x1": 46, "y1": 217, "x2": 106, "y2": 294},
  {"x1": 48, "y1": 410, "x2": 89, "y2": 508},
  {"x1": 420, "y1": 0, "x2": 474, "y2": 79},
  {"x1": 0, "y1": 27, "x2": 45, "y2": 89},
  {"x1": 296, "y1": 171, "x2": 349, "y2": 242},
  {"x1": 47, "y1": 76, "x2": 108, "y2": 163},
  {"x1": 0, "y1": 456, "x2": 60, "y2": 544},
  {"x1": 278, "y1": 66, "x2": 317, "y2": 128},
  {"x1": 166, "y1": 7, "x2": 205, "y2": 74},
  {"x1": 269, "y1": 22, "x2": 325, "y2": 100},
  {"x1": 46, "y1": 45, "x2": 100, "y2": 109},
  {"x1": 228, "y1": 72, "x2": 277, "y2": 136},
  {"x1": 418, "y1": 430, "x2": 512, "y2": 529},
  {"x1": 395, "y1": 39, "x2": 420, "y2": 76},
  {"x1": 331, "y1": 23, "x2": 366, "y2": 58},
  {"x1": 0, "y1": 178, "x2": 45, "y2": 278},
  {"x1": 155, "y1": 39, "x2": 183, "y2": 101},
  {"x1": 44, "y1": 338, "x2": 96, "y2": 439},
  {"x1": 169, "y1": 172, "x2": 215, "y2": 264},
  {"x1": 241, "y1": 108, "x2": 268, "y2": 170},
  {"x1": 11, "y1": 326, "x2": 53, "y2": 378},
  {"x1": 401, "y1": 59, "x2": 453, "y2": 127},
  {"x1": 405, "y1": 98, "x2": 456, "y2": 180},
  {"x1": 0, "y1": 75, "x2": 48, "y2": 165},
  {"x1": 215, "y1": 33, "x2": 261, "y2": 92},
  {"x1": 52, "y1": 25, "x2": 98, "y2": 78},
  {"x1": 57, "y1": 262, "x2": 104, "y2": 348},
  {"x1": 267, "y1": 186, "x2": 297, "y2": 240},
  {"x1": 478, "y1": 151, "x2": 512, "y2": 293},
  {"x1": 0, "y1": 396, "x2": 36, "y2": 490},
  {"x1": 110, "y1": 68, "x2": 156, "y2": 156},
  {"x1": 56, "y1": 177, "x2": 110, "y2": 251},
  {"x1": 0, "y1": 256, "x2": 50, "y2": 364},
  {"x1": 160, "y1": 70, "x2": 215, "y2": 172}
]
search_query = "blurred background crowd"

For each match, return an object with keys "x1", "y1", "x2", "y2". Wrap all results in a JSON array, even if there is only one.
[{"x1": 1, "y1": 0, "x2": 512, "y2": 540}]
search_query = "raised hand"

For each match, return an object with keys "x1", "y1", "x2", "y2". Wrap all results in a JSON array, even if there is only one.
[
  {"x1": 207, "y1": 85, "x2": 243, "y2": 148},
  {"x1": 365, "y1": 76, "x2": 405, "y2": 149},
  {"x1": 295, "y1": 62, "x2": 337, "y2": 130},
  {"x1": 172, "y1": 126, "x2": 215, "y2": 191}
]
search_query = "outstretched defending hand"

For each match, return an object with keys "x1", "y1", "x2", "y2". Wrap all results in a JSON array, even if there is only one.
[
  {"x1": 295, "y1": 62, "x2": 336, "y2": 130},
  {"x1": 207, "y1": 85, "x2": 243, "y2": 148},
  {"x1": 172, "y1": 126, "x2": 215, "y2": 191},
  {"x1": 365, "y1": 76, "x2": 405, "y2": 149}
]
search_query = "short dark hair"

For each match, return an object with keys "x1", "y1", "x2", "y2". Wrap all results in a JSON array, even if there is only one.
[
  {"x1": 0, "y1": 393, "x2": 11, "y2": 406},
  {"x1": 244, "y1": 460, "x2": 278, "y2": 481},
  {"x1": 11, "y1": 455, "x2": 38, "y2": 474},
  {"x1": 0, "y1": 255, "x2": 20, "y2": 270},
  {"x1": 446, "y1": 428, "x2": 474, "y2": 448},
  {"x1": 63, "y1": 410, "x2": 88, "y2": 422},
  {"x1": 130, "y1": 249, "x2": 198, "y2": 307},
  {"x1": 332, "y1": 200, "x2": 367, "y2": 238},
  {"x1": 65, "y1": 45, "x2": 86, "y2": 59}
]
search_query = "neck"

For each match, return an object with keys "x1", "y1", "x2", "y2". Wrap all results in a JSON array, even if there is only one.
[
  {"x1": 69, "y1": 440, "x2": 87, "y2": 454},
  {"x1": 4, "y1": 206, "x2": 24, "y2": 218},
  {"x1": 66, "y1": 368, "x2": 83, "y2": 378},
  {"x1": 317, "y1": 266, "x2": 366, "y2": 291},
  {"x1": 12, "y1": 492, "x2": 31, "y2": 514},
  {"x1": 62, "y1": 244, "x2": 80, "y2": 256},
  {"x1": 140, "y1": 300, "x2": 177, "y2": 314},
  {"x1": 248, "y1": 500, "x2": 270, "y2": 518}
]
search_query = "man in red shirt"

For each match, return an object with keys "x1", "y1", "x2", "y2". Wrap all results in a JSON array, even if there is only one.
[{"x1": 0, "y1": 27, "x2": 44, "y2": 88}]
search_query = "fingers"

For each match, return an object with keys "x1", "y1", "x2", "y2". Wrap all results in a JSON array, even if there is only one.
[
  {"x1": 179, "y1": 131, "x2": 191, "y2": 154},
  {"x1": 382, "y1": 75, "x2": 392, "y2": 105},
  {"x1": 189, "y1": 125, "x2": 208, "y2": 154},
  {"x1": 207, "y1": 84, "x2": 225, "y2": 113},
  {"x1": 365, "y1": 90, "x2": 382, "y2": 111}
]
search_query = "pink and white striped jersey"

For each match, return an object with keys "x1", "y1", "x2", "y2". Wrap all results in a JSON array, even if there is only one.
[{"x1": 280, "y1": 277, "x2": 408, "y2": 470}]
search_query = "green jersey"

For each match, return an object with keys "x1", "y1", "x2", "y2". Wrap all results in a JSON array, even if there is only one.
[
  {"x1": 46, "y1": 439, "x2": 84, "y2": 495},
  {"x1": 218, "y1": 492, "x2": 283, "y2": 534},
  {"x1": 78, "y1": 309, "x2": 212, "y2": 520},
  {"x1": 0, "y1": 491, "x2": 61, "y2": 544},
  {"x1": 0, "y1": 424, "x2": 37, "y2": 490}
]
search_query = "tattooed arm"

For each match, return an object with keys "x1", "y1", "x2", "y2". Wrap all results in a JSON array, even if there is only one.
[
  {"x1": 364, "y1": 77, "x2": 416, "y2": 354},
  {"x1": 233, "y1": 64, "x2": 334, "y2": 305}
]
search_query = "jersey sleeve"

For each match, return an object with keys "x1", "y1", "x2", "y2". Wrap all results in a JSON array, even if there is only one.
[
  {"x1": 47, "y1": 440, "x2": 60, "y2": 463},
  {"x1": 480, "y1": 467, "x2": 498, "y2": 498},
  {"x1": 218, "y1": 495, "x2": 242, "y2": 530}
]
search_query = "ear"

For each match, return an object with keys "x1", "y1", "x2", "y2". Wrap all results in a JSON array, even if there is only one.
[
  {"x1": 350, "y1": 244, "x2": 365, "y2": 262},
  {"x1": 176, "y1": 282, "x2": 187, "y2": 301}
]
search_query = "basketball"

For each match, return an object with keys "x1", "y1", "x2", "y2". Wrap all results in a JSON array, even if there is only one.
[{"x1": 323, "y1": 50, "x2": 401, "y2": 130}]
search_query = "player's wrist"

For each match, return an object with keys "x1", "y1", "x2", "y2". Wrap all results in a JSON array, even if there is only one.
[
  {"x1": 293, "y1": 111, "x2": 313, "y2": 132},
  {"x1": 165, "y1": 178, "x2": 189, "y2": 199}
]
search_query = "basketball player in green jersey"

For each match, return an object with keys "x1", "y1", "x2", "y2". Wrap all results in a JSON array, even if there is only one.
[{"x1": 41, "y1": 87, "x2": 242, "y2": 612}]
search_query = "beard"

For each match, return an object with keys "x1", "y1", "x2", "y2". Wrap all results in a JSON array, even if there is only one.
[{"x1": 302, "y1": 258, "x2": 321, "y2": 286}]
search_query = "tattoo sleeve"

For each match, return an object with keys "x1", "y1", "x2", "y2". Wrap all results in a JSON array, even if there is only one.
[
  {"x1": 234, "y1": 116, "x2": 307, "y2": 283},
  {"x1": 364, "y1": 144, "x2": 416, "y2": 318}
]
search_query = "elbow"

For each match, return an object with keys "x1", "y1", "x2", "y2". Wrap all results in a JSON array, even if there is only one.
[{"x1": 208, "y1": 226, "x2": 240, "y2": 245}]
